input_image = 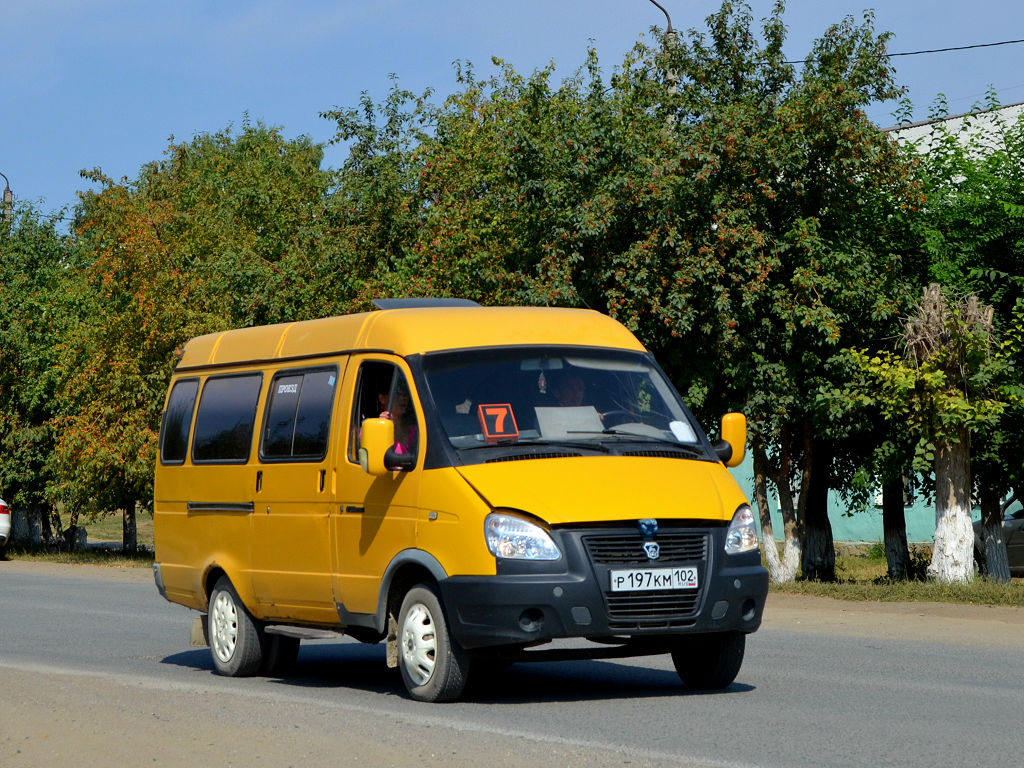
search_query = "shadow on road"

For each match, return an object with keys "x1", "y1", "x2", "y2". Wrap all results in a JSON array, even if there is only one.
[{"x1": 160, "y1": 641, "x2": 755, "y2": 703}]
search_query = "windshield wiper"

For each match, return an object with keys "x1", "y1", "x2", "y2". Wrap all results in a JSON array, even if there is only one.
[
  {"x1": 565, "y1": 429, "x2": 707, "y2": 456},
  {"x1": 459, "y1": 437, "x2": 611, "y2": 453}
]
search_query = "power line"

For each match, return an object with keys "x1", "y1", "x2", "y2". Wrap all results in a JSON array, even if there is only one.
[
  {"x1": 887, "y1": 38, "x2": 1024, "y2": 58},
  {"x1": 785, "y1": 37, "x2": 1024, "y2": 65}
]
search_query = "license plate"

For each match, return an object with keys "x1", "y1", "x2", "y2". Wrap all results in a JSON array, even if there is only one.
[{"x1": 609, "y1": 566, "x2": 699, "y2": 592}]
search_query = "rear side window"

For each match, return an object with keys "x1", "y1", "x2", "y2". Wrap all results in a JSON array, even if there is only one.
[
  {"x1": 160, "y1": 378, "x2": 199, "y2": 464},
  {"x1": 261, "y1": 367, "x2": 338, "y2": 461},
  {"x1": 192, "y1": 373, "x2": 263, "y2": 463}
]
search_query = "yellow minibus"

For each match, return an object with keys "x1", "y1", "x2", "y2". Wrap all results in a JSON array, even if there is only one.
[{"x1": 153, "y1": 299, "x2": 768, "y2": 701}]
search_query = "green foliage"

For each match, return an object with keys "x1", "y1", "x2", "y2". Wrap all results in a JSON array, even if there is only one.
[
  {"x1": 51, "y1": 121, "x2": 343, "y2": 522},
  {"x1": 841, "y1": 286, "x2": 1007, "y2": 477},
  {"x1": 0, "y1": 206, "x2": 77, "y2": 525},
  {"x1": 319, "y1": 2, "x2": 922, "y2": 452},
  {"x1": 905, "y1": 104, "x2": 1024, "y2": 499}
]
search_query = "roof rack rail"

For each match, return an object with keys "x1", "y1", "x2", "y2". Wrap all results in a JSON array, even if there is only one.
[{"x1": 371, "y1": 298, "x2": 481, "y2": 310}]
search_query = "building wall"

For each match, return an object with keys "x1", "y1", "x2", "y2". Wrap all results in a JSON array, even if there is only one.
[{"x1": 727, "y1": 456, "x2": 938, "y2": 544}]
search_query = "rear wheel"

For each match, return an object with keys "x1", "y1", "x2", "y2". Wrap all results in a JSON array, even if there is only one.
[
  {"x1": 671, "y1": 631, "x2": 745, "y2": 690},
  {"x1": 397, "y1": 583, "x2": 470, "y2": 702},
  {"x1": 208, "y1": 576, "x2": 266, "y2": 677}
]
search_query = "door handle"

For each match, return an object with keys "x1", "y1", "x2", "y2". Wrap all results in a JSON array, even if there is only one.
[{"x1": 256, "y1": 470, "x2": 263, "y2": 492}]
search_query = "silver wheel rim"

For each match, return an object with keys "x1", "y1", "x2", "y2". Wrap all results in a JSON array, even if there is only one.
[
  {"x1": 401, "y1": 601, "x2": 437, "y2": 686},
  {"x1": 211, "y1": 590, "x2": 239, "y2": 663}
]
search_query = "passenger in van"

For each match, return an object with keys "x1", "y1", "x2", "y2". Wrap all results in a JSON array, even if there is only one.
[
  {"x1": 381, "y1": 385, "x2": 418, "y2": 455},
  {"x1": 552, "y1": 373, "x2": 586, "y2": 407}
]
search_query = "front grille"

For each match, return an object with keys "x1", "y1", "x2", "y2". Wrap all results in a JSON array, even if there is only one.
[
  {"x1": 606, "y1": 591, "x2": 701, "y2": 627},
  {"x1": 583, "y1": 531, "x2": 708, "y2": 565},
  {"x1": 580, "y1": 529, "x2": 710, "y2": 629}
]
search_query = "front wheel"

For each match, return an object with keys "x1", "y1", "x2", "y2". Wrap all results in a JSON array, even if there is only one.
[
  {"x1": 208, "y1": 576, "x2": 266, "y2": 677},
  {"x1": 671, "y1": 631, "x2": 745, "y2": 690},
  {"x1": 397, "y1": 583, "x2": 470, "y2": 702}
]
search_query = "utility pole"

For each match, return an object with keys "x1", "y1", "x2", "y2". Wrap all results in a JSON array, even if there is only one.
[
  {"x1": 646, "y1": 0, "x2": 678, "y2": 122},
  {"x1": 0, "y1": 171, "x2": 12, "y2": 223}
]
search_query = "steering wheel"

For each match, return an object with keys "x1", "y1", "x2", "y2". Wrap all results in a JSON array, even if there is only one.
[
  {"x1": 601, "y1": 410, "x2": 639, "y2": 427},
  {"x1": 602, "y1": 410, "x2": 672, "y2": 429}
]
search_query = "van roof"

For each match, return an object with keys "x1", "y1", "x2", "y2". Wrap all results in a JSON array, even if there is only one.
[{"x1": 176, "y1": 306, "x2": 646, "y2": 369}]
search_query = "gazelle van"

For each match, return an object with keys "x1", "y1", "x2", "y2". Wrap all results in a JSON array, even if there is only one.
[{"x1": 153, "y1": 300, "x2": 768, "y2": 701}]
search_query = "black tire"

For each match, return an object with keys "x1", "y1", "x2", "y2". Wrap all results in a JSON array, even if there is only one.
[
  {"x1": 262, "y1": 634, "x2": 300, "y2": 676},
  {"x1": 671, "y1": 631, "x2": 745, "y2": 690},
  {"x1": 397, "y1": 583, "x2": 470, "y2": 702},
  {"x1": 207, "y1": 576, "x2": 266, "y2": 677}
]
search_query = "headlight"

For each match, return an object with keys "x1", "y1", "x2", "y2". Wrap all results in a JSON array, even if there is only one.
[
  {"x1": 724, "y1": 504, "x2": 759, "y2": 554},
  {"x1": 485, "y1": 512, "x2": 561, "y2": 561}
]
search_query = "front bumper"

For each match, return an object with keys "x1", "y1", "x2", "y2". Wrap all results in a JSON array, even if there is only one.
[{"x1": 439, "y1": 524, "x2": 768, "y2": 650}]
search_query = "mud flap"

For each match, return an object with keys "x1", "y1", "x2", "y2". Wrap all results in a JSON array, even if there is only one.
[
  {"x1": 190, "y1": 614, "x2": 209, "y2": 647},
  {"x1": 385, "y1": 612, "x2": 398, "y2": 668}
]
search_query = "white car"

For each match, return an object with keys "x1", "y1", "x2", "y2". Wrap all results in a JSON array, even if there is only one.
[{"x1": 0, "y1": 498, "x2": 10, "y2": 557}]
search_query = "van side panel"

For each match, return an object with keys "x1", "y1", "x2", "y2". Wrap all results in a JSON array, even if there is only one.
[
  {"x1": 249, "y1": 359, "x2": 347, "y2": 624},
  {"x1": 250, "y1": 460, "x2": 335, "y2": 623},
  {"x1": 413, "y1": 468, "x2": 497, "y2": 578},
  {"x1": 154, "y1": 460, "x2": 256, "y2": 612}
]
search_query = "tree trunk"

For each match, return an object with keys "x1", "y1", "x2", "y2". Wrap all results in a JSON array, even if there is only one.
[
  {"x1": 979, "y1": 485, "x2": 1009, "y2": 582},
  {"x1": 752, "y1": 444, "x2": 782, "y2": 578},
  {"x1": 28, "y1": 506, "x2": 44, "y2": 545},
  {"x1": 801, "y1": 434, "x2": 835, "y2": 582},
  {"x1": 752, "y1": 438, "x2": 799, "y2": 583},
  {"x1": 927, "y1": 430, "x2": 974, "y2": 583},
  {"x1": 123, "y1": 503, "x2": 138, "y2": 553},
  {"x1": 881, "y1": 478, "x2": 910, "y2": 580},
  {"x1": 38, "y1": 506, "x2": 53, "y2": 545}
]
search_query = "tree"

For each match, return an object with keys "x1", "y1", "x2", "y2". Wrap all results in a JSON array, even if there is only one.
[
  {"x1": 906, "y1": 101, "x2": 1024, "y2": 579},
  {"x1": 849, "y1": 285, "x2": 1006, "y2": 583},
  {"x1": 319, "y1": 2, "x2": 923, "y2": 582},
  {"x1": 56, "y1": 121, "x2": 343, "y2": 548},
  {"x1": 611, "y1": 2, "x2": 922, "y2": 582},
  {"x1": 0, "y1": 206, "x2": 76, "y2": 546}
]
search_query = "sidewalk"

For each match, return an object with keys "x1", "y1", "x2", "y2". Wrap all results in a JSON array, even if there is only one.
[{"x1": 763, "y1": 591, "x2": 1024, "y2": 650}]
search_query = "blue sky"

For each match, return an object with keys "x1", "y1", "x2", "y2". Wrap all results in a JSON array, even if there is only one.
[{"x1": 3, "y1": 0, "x2": 1023, "y2": 217}]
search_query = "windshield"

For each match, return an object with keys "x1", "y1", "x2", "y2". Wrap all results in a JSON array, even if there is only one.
[{"x1": 421, "y1": 347, "x2": 708, "y2": 454}]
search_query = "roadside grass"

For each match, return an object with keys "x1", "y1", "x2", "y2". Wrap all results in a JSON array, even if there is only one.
[
  {"x1": 2, "y1": 510, "x2": 155, "y2": 567},
  {"x1": 78, "y1": 510, "x2": 154, "y2": 547},
  {"x1": 770, "y1": 543, "x2": 1024, "y2": 607}
]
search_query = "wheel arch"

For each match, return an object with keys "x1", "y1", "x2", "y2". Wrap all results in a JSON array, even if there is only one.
[
  {"x1": 200, "y1": 556, "x2": 256, "y2": 614},
  {"x1": 376, "y1": 549, "x2": 448, "y2": 632}
]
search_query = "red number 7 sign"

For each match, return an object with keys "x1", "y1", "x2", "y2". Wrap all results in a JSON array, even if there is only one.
[{"x1": 477, "y1": 403, "x2": 519, "y2": 443}]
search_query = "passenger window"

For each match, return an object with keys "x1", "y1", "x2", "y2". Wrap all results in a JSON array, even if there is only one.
[
  {"x1": 192, "y1": 373, "x2": 263, "y2": 463},
  {"x1": 160, "y1": 378, "x2": 199, "y2": 464},
  {"x1": 261, "y1": 368, "x2": 338, "y2": 461},
  {"x1": 348, "y1": 361, "x2": 418, "y2": 463}
]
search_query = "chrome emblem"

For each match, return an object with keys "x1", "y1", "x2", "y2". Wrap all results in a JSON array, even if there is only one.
[{"x1": 643, "y1": 541, "x2": 661, "y2": 560}]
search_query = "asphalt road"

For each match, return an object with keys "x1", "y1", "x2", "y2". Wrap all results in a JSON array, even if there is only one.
[{"x1": 1, "y1": 561, "x2": 1022, "y2": 768}]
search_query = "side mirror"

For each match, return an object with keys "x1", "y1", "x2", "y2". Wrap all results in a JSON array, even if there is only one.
[
  {"x1": 358, "y1": 417, "x2": 416, "y2": 475},
  {"x1": 715, "y1": 412, "x2": 746, "y2": 468},
  {"x1": 359, "y1": 418, "x2": 396, "y2": 475},
  {"x1": 384, "y1": 446, "x2": 416, "y2": 471}
]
